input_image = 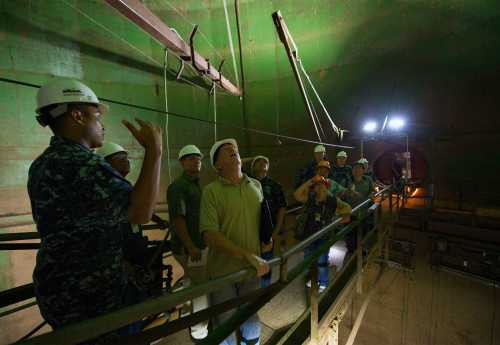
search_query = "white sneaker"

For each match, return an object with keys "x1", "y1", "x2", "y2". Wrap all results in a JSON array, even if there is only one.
[
  {"x1": 319, "y1": 285, "x2": 327, "y2": 293},
  {"x1": 190, "y1": 328, "x2": 208, "y2": 340},
  {"x1": 306, "y1": 280, "x2": 311, "y2": 288}
]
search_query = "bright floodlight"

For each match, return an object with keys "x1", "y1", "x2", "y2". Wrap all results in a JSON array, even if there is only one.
[
  {"x1": 388, "y1": 117, "x2": 405, "y2": 130},
  {"x1": 363, "y1": 121, "x2": 378, "y2": 132}
]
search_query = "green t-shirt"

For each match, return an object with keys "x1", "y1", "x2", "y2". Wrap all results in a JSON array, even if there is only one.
[
  {"x1": 346, "y1": 176, "x2": 374, "y2": 207},
  {"x1": 167, "y1": 173, "x2": 204, "y2": 254},
  {"x1": 328, "y1": 178, "x2": 346, "y2": 196},
  {"x1": 199, "y1": 174, "x2": 263, "y2": 278}
]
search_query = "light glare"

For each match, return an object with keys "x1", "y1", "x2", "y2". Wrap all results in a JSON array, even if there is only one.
[
  {"x1": 363, "y1": 121, "x2": 378, "y2": 132},
  {"x1": 388, "y1": 117, "x2": 405, "y2": 130}
]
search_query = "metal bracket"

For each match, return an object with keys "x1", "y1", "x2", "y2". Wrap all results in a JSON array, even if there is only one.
[
  {"x1": 209, "y1": 59, "x2": 226, "y2": 95},
  {"x1": 216, "y1": 59, "x2": 225, "y2": 83},
  {"x1": 189, "y1": 25, "x2": 205, "y2": 74},
  {"x1": 209, "y1": 81, "x2": 216, "y2": 96},
  {"x1": 175, "y1": 56, "x2": 185, "y2": 80},
  {"x1": 205, "y1": 58, "x2": 211, "y2": 76}
]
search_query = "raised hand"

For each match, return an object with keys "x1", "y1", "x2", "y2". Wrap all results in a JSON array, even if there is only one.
[{"x1": 122, "y1": 118, "x2": 162, "y2": 156}]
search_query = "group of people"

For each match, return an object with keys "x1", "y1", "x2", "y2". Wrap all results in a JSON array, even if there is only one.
[{"x1": 28, "y1": 78, "x2": 375, "y2": 345}]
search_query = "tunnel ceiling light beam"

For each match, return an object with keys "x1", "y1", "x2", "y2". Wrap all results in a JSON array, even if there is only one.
[{"x1": 104, "y1": 0, "x2": 242, "y2": 96}]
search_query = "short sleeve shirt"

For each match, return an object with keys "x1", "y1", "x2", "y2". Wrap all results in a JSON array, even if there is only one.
[
  {"x1": 331, "y1": 164, "x2": 352, "y2": 188},
  {"x1": 28, "y1": 136, "x2": 131, "y2": 327},
  {"x1": 258, "y1": 176, "x2": 287, "y2": 225},
  {"x1": 328, "y1": 178, "x2": 346, "y2": 196},
  {"x1": 167, "y1": 172, "x2": 204, "y2": 254},
  {"x1": 346, "y1": 176, "x2": 374, "y2": 207},
  {"x1": 199, "y1": 174, "x2": 263, "y2": 278}
]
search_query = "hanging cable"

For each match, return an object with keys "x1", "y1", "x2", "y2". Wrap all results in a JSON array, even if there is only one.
[
  {"x1": 163, "y1": 1, "x2": 224, "y2": 61},
  {"x1": 294, "y1": 56, "x2": 327, "y2": 142},
  {"x1": 222, "y1": 0, "x2": 240, "y2": 89},
  {"x1": 213, "y1": 86, "x2": 217, "y2": 142},
  {"x1": 305, "y1": 81, "x2": 326, "y2": 141},
  {"x1": 61, "y1": 0, "x2": 226, "y2": 95},
  {"x1": 0, "y1": 77, "x2": 354, "y2": 149},
  {"x1": 297, "y1": 59, "x2": 341, "y2": 138},
  {"x1": 272, "y1": 11, "x2": 328, "y2": 142},
  {"x1": 273, "y1": 11, "x2": 342, "y2": 140},
  {"x1": 163, "y1": 49, "x2": 172, "y2": 185}
]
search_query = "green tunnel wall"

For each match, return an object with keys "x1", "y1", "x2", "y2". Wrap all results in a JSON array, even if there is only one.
[{"x1": 1, "y1": 0, "x2": 500, "y2": 341}]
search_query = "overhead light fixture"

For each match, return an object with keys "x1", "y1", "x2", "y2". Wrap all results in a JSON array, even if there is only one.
[
  {"x1": 363, "y1": 121, "x2": 378, "y2": 133},
  {"x1": 388, "y1": 117, "x2": 405, "y2": 130}
]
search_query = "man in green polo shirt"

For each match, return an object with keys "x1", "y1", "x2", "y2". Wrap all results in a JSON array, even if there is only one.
[
  {"x1": 167, "y1": 144, "x2": 207, "y2": 340},
  {"x1": 345, "y1": 160, "x2": 374, "y2": 207},
  {"x1": 200, "y1": 138, "x2": 269, "y2": 345}
]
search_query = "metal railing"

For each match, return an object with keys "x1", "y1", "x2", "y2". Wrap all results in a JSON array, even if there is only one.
[{"x1": 12, "y1": 185, "x2": 399, "y2": 345}]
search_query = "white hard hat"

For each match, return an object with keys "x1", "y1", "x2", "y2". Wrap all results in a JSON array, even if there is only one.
[
  {"x1": 314, "y1": 145, "x2": 326, "y2": 153},
  {"x1": 359, "y1": 158, "x2": 369, "y2": 164},
  {"x1": 95, "y1": 142, "x2": 127, "y2": 158},
  {"x1": 336, "y1": 151, "x2": 347, "y2": 158},
  {"x1": 209, "y1": 138, "x2": 238, "y2": 170},
  {"x1": 251, "y1": 155, "x2": 270, "y2": 168},
  {"x1": 36, "y1": 78, "x2": 109, "y2": 126},
  {"x1": 178, "y1": 144, "x2": 203, "y2": 160}
]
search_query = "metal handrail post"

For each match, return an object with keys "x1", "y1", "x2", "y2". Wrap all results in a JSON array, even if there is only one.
[
  {"x1": 310, "y1": 263, "x2": 319, "y2": 344},
  {"x1": 356, "y1": 221, "x2": 363, "y2": 294}
]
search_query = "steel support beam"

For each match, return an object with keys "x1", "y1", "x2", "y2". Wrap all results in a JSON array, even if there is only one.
[{"x1": 104, "y1": 0, "x2": 242, "y2": 96}]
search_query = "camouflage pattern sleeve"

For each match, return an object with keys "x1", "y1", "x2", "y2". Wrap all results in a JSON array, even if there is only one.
[{"x1": 74, "y1": 156, "x2": 132, "y2": 225}]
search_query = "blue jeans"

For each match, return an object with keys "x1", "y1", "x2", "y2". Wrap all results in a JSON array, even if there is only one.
[
  {"x1": 211, "y1": 278, "x2": 261, "y2": 345},
  {"x1": 261, "y1": 250, "x2": 274, "y2": 288},
  {"x1": 304, "y1": 240, "x2": 329, "y2": 287}
]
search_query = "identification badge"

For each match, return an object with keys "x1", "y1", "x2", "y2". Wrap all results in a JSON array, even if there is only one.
[{"x1": 314, "y1": 213, "x2": 321, "y2": 222}]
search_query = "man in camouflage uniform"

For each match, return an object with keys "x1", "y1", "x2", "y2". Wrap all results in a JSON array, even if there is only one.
[{"x1": 29, "y1": 78, "x2": 162, "y2": 343}]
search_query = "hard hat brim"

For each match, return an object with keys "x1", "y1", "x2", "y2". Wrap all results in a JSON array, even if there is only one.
[
  {"x1": 97, "y1": 103, "x2": 109, "y2": 114},
  {"x1": 210, "y1": 138, "x2": 238, "y2": 169},
  {"x1": 179, "y1": 153, "x2": 204, "y2": 160},
  {"x1": 251, "y1": 155, "x2": 270, "y2": 168}
]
